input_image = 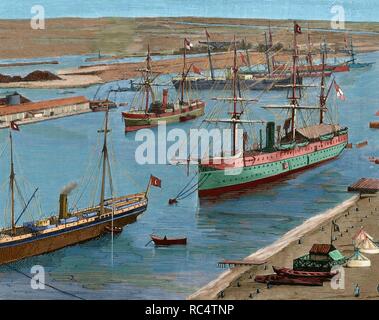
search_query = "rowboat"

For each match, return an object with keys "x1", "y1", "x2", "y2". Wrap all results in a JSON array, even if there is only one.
[
  {"x1": 179, "y1": 114, "x2": 197, "y2": 122},
  {"x1": 273, "y1": 266, "x2": 337, "y2": 280},
  {"x1": 105, "y1": 226, "x2": 123, "y2": 234},
  {"x1": 254, "y1": 274, "x2": 324, "y2": 286},
  {"x1": 150, "y1": 235, "x2": 187, "y2": 246}
]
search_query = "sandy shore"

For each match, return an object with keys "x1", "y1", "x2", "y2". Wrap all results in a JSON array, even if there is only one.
[
  {"x1": 1, "y1": 17, "x2": 379, "y2": 60},
  {"x1": 190, "y1": 192, "x2": 379, "y2": 300},
  {"x1": 0, "y1": 17, "x2": 379, "y2": 89}
]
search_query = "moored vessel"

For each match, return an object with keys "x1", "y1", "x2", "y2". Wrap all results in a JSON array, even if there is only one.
[
  {"x1": 0, "y1": 110, "x2": 160, "y2": 265},
  {"x1": 122, "y1": 44, "x2": 205, "y2": 132},
  {"x1": 172, "y1": 30, "x2": 297, "y2": 91},
  {"x1": 197, "y1": 22, "x2": 348, "y2": 197}
]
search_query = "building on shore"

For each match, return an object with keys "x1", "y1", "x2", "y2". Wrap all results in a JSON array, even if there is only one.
[{"x1": 0, "y1": 93, "x2": 90, "y2": 126}]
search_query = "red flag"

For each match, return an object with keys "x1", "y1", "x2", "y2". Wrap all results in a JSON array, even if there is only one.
[
  {"x1": 150, "y1": 175, "x2": 161, "y2": 188},
  {"x1": 239, "y1": 52, "x2": 247, "y2": 65},
  {"x1": 184, "y1": 38, "x2": 193, "y2": 50},
  {"x1": 205, "y1": 29, "x2": 210, "y2": 39},
  {"x1": 192, "y1": 65, "x2": 203, "y2": 75},
  {"x1": 294, "y1": 23, "x2": 302, "y2": 34},
  {"x1": 334, "y1": 81, "x2": 346, "y2": 101},
  {"x1": 10, "y1": 121, "x2": 20, "y2": 131}
]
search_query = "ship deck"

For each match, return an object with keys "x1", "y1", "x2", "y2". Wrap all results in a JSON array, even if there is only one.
[{"x1": 0, "y1": 193, "x2": 147, "y2": 243}]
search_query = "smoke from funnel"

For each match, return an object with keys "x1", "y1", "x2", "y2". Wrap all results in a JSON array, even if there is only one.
[{"x1": 61, "y1": 182, "x2": 78, "y2": 195}]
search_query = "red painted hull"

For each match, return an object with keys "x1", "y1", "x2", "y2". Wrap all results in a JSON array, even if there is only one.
[
  {"x1": 255, "y1": 274, "x2": 324, "y2": 286},
  {"x1": 275, "y1": 64, "x2": 349, "y2": 73},
  {"x1": 125, "y1": 124, "x2": 157, "y2": 132},
  {"x1": 273, "y1": 266, "x2": 337, "y2": 279}
]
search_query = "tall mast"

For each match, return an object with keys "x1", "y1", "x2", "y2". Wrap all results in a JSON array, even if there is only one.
[
  {"x1": 205, "y1": 29, "x2": 215, "y2": 80},
  {"x1": 9, "y1": 130, "x2": 15, "y2": 235},
  {"x1": 268, "y1": 22, "x2": 275, "y2": 69},
  {"x1": 290, "y1": 21, "x2": 300, "y2": 141},
  {"x1": 180, "y1": 39, "x2": 187, "y2": 105},
  {"x1": 232, "y1": 36, "x2": 238, "y2": 156},
  {"x1": 244, "y1": 37, "x2": 251, "y2": 67},
  {"x1": 144, "y1": 45, "x2": 152, "y2": 113},
  {"x1": 307, "y1": 24, "x2": 313, "y2": 69},
  {"x1": 319, "y1": 49, "x2": 326, "y2": 124},
  {"x1": 350, "y1": 35, "x2": 355, "y2": 64},
  {"x1": 99, "y1": 109, "x2": 109, "y2": 216},
  {"x1": 264, "y1": 32, "x2": 272, "y2": 75}
]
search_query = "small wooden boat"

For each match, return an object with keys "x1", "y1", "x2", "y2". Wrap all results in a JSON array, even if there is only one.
[
  {"x1": 273, "y1": 266, "x2": 337, "y2": 280},
  {"x1": 369, "y1": 122, "x2": 379, "y2": 129},
  {"x1": 356, "y1": 140, "x2": 368, "y2": 148},
  {"x1": 150, "y1": 235, "x2": 187, "y2": 246},
  {"x1": 179, "y1": 114, "x2": 197, "y2": 122},
  {"x1": 105, "y1": 225, "x2": 123, "y2": 234},
  {"x1": 254, "y1": 274, "x2": 324, "y2": 286},
  {"x1": 368, "y1": 157, "x2": 379, "y2": 164}
]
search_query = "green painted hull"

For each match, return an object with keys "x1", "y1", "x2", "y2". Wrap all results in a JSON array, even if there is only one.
[{"x1": 199, "y1": 140, "x2": 347, "y2": 196}]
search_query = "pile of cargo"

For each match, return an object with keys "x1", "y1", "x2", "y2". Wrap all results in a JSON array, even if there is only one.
[{"x1": 0, "y1": 70, "x2": 61, "y2": 83}]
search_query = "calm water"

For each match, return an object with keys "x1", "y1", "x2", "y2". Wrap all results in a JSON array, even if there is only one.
[
  {"x1": 0, "y1": 0, "x2": 378, "y2": 22},
  {"x1": 0, "y1": 51, "x2": 377, "y2": 299}
]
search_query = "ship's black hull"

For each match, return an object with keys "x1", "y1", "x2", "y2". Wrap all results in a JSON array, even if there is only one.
[
  {"x1": 172, "y1": 77, "x2": 298, "y2": 91},
  {"x1": 0, "y1": 204, "x2": 147, "y2": 265}
]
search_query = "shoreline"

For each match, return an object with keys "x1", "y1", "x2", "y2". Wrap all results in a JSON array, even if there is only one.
[
  {"x1": 1, "y1": 17, "x2": 379, "y2": 60},
  {"x1": 0, "y1": 16, "x2": 379, "y2": 89},
  {"x1": 189, "y1": 193, "x2": 373, "y2": 300}
]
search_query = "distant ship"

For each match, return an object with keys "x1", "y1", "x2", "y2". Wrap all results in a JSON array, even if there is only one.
[
  {"x1": 343, "y1": 34, "x2": 375, "y2": 69},
  {"x1": 171, "y1": 30, "x2": 297, "y2": 91},
  {"x1": 122, "y1": 44, "x2": 205, "y2": 132},
  {"x1": 239, "y1": 24, "x2": 349, "y2": 79},
  {"x1": 197, "y1": 23, "x2": 348, "y2": 197},
  {"x1": 0, "y1": 110, "x2": 157, "y2": 265}
]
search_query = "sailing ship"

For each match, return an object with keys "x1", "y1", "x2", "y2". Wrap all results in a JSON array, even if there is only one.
[
  {"x1": 344, "y1": 34, "x2": 375, "y2": 69},
  {"x1": 171, "y1": 31, "x2": 296, "y2": 91},
  {"x1": 122, "y1": 45, "x2": 205, "y2": 132},
  {"x1": 196, "y1": 22, "x2": 348, "y2": 197},
  {"x1": 240, "y1": 24, "x2": 349, "y2": 79},
  {"x1": 0, "y1": 110, "x2": 157, "y2": 265}
]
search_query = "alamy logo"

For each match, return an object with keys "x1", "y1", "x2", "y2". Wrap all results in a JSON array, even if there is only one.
[
  {"x1": 331, "y1": 4, "x2": 345, "y2": 30},
  {"x1": 330, "y1": 266, "x2": 345, "y2": 290},
  {"x1": 31, "y1": 5, "x2": 45, "y2": 30},
  {"x1": 30, "y1": 265, "x2": 45, "y2": 289}
]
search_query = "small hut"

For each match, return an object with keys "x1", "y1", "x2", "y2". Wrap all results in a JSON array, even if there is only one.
[{"x1": 293, "y1": 244, "x2": 346, "y2": 272}]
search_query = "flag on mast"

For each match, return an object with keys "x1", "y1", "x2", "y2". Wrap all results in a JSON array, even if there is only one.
[
  {"x1": 205, "y1": 29, "x2": 210, "y2": 39},
  {"x1": 184, "y1": 38, "x2": 193, "y2": 50},
  {"x1": 294, "y1": 23, "x2": 302, "y2": 34},
  {"x1": 334, "y1": 80, "x2": 346, "y2": 101},
  {"x1": 192, "y1": 65, "x2": 203, "y2": 75},
  {"x1": 150, "y1": 175, "x2": 162, "y2": 188},
  {"x1": 10, "y1": 121, "x2": 20, "y2": 131},
  {"x1": 239, "y1": 52, "x2": 247, "y2": 65}
]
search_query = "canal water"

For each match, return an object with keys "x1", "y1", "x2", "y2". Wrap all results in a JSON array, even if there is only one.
[{"x1": 0, "y1": 51, "x2": 377, "y2": 299}]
